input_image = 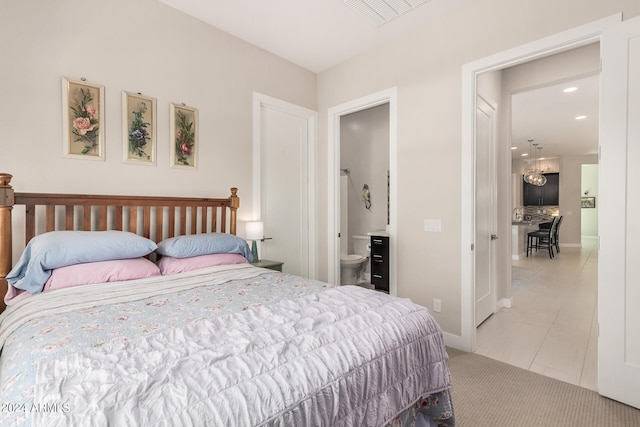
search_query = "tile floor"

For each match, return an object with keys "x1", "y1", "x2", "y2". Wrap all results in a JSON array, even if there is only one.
[{"x1": 476, "y1": 237, "x2": 598, "y2": 391}]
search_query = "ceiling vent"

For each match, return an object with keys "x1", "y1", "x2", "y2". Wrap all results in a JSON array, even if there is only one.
[{"x1": 344, "y1": 0, "x2": 428, "y2": 27}]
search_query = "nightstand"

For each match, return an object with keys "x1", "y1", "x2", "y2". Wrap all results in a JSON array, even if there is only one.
[{"x1": 251, "y1": 259, "x2": 283, "y2": 272}]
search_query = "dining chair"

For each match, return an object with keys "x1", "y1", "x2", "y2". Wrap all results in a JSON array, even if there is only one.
[
  {"x1": 526, "y1": 216, "x2": 560, "y2": 259},
  {"x1": 553, "y1": 216, "x2": 564, "y2": 253}
]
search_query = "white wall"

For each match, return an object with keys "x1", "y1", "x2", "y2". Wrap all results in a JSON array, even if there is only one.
[
  {"x1": 559, "y1": 154, "x2": 598, "y2": 245},
  {"x1": 340, "y1": 103, "x2": 390, "y2": 252},
  {"x1": 581, "y1": 164, "x2": 599, "y2": 237},
  {"x1": 0, "y1": 0, "x2": 316, "y2": 237},
  {"x1": 317, "y1": 0, "x2": 640, "y2": 336}
]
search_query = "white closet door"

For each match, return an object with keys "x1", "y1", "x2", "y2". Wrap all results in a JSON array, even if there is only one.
[
  {"x1": 255, "y1": 94, "x2": 316, "y2": 278},
  {"x1": 475, "y1": 96, "x2": 497, "y2": 327}
]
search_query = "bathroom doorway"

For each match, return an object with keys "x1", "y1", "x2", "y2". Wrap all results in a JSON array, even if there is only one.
[
  {"x1": 340, "y1": 103, "x2": 389, "y2": 249},
  {"x1": 327, "y1": 88, "x2": 397, "y2": 292},
  {"x1": 339, "y1": 104, "x2": 389, "y2": 287}
]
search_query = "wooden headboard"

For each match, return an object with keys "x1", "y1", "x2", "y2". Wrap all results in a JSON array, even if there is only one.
[{"x1": 0, "y1": 172, "x2": 240, "y2": 313}]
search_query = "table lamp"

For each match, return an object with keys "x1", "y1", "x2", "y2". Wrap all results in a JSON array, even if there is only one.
[{"x1": 245, "y1": 221, "x2": 264, "y2": 262}]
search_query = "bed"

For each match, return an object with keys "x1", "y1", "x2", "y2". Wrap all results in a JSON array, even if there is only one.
[{"x1": 0, "y1": 172, "x2": 454, "y2": 427}]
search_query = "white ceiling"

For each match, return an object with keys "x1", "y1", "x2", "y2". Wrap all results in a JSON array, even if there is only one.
[
  {"x1": 157, "y1": 0, "x2": 599, "y2": 161},
  {"x1": 511, "y1": 74, "x2": 599, "y2": 161},
  {"x1": 157, "y1": 0, "x2": 469, "y2": 73}
]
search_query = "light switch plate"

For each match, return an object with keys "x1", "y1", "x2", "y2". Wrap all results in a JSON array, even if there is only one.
[{"x1": 424, "y1": 219, "x2": 441, "y2": 232}]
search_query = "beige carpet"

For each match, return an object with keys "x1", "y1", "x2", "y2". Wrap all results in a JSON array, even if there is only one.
[{"x1": 446, "y1": 348, "x2": 640, "y2": 427}]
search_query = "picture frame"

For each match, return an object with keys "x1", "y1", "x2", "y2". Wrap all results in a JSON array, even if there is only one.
[
  {"x1": 170, "y1": 103, "x2": 198, "y2": 169},
  {"x1": 122, "y1": 91, "x2": 157, "y2": 165},
  {"x1": 581, "y1": 196, "x2": 596, "y2": 208},
  {"x1": 61, "y1": 77, "x2": 105, "y2": 160}
]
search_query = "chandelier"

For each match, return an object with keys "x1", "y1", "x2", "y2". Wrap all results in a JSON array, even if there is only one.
[{"x1": 523, "y1": 140, "x2": 547, "y2": 186}]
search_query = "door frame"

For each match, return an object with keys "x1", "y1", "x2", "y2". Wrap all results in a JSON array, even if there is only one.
[
  {"x1": 327, "y1": 88, "x2": 397, "y2": 291},
  {"x1": 253, "y1": 92, "x2": 318, "y2": 279},
  {"x1": 459, "y1": 14, "x2": 621, "y2": 352}
]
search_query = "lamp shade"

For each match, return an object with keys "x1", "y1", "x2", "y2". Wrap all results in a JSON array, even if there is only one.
[{"x1": 245, "y1": 221, "x2": 264, "y2": 241}]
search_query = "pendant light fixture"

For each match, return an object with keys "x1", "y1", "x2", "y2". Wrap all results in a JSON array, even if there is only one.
[
  {"x1": 523, "y1": 140, "x2": 546, "y2": 186},
  {"x1": 523, "y1": 139, "x2": 537, "y2": 185},
  {"x1": 532, "y1": 145, "x2": 547, "y2": 186}
]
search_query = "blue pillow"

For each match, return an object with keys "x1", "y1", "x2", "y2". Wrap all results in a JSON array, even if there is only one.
[
  {"x1": 156, "y1": 233, "x2": 253, "y2": 262},
  {"x1": 6, "y1": 231, "x2": 157, "y2": 294}
]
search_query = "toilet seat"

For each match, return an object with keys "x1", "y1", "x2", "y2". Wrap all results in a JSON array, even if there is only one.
[{"x1": 340, "y1": 254, "x2": 365, "y2": 265}]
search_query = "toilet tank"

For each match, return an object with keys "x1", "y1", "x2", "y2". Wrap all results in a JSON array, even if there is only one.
[{"x1": 352, "y1": 235, "x2": 370, "y2": 257}]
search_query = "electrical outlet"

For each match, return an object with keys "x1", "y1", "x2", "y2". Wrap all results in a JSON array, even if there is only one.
[{"x1": 433, "y1": 298, "x2": 442, "y2": 313}]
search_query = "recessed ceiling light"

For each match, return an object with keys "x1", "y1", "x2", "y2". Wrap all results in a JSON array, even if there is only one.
[
  {"x1": 511, "y1": 146, "x2": 518, "y2": 150},
  {"x1": 521, "y1": 153, "x2": 529, "y2": 157},
  {"x1": 575, "y1": 115, "x2": 587, "y2": 120},
  {"x1": 563, "y1": 87, "x2": 578, "y2": 93}
]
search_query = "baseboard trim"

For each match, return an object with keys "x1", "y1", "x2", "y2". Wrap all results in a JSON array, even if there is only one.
[
  {"x1": 499, "y1": 298, "x2": 512, "y2": 309},
  {"x1": 443, "y1": 332, "x2": 468, "y2": 351}
]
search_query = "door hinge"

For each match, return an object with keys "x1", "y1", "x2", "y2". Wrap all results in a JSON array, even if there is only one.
[{"x1": 471, "y1": 243, "x2": 474, "y2": 251}]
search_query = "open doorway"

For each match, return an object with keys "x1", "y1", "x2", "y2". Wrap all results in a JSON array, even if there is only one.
[
  {"x1": 474, "y1": 46, "x2": 601, "y2": 389},
  {"x1": 460, "y1": 16, "x2": 620, "y2": 385},
  {"x1": 339, "y1": 104, "x2": 390, "y2": 290},
  {"x1": 327, "y1": 88, "x2": 397, "y2": 292}
]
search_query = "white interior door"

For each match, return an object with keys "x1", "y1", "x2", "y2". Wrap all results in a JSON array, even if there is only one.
[
  {"x1": 255, "y1": 95, "x2": 316, "y2": 278},
  {"x1": 598, "y1": 15, "x2": 640, "y2": 409},
  {"x1": 475, "y1": 96, "x2": 497, "y2": 327}
]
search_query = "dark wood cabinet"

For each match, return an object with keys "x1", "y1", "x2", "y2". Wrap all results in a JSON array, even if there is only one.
[
  {"x1": 523, "y1": 173, "x2": 559, "y2": 206},
  {"x1": 370, "y1": 235, "x2": 389, "y2": 293}
]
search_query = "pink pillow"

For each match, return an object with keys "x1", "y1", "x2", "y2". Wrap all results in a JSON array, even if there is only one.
[
  {"x1": 43, "y1": 258, "x2": 161, "y2": 291},
  {"x1": 157, "y1": 253, "x2": 249, "y2": 275},
  {"x1": 4, "y1": 284, "x2": 30, "y2": 305}
]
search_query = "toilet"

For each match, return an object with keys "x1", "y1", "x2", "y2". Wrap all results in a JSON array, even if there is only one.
[{"x1": 340, "y1": 235, "x2": 370, "y2": 285}]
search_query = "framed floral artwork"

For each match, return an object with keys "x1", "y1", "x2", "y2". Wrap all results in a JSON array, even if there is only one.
[
  {"x1": 61, "y1": 77, "x2": 105, "y2": 160},
  {"x1": 170, "y1": 103, "x2": 198, "y2": 169},
  {"x1": 122, "y1": 92, "x2": 156, "y2": 165}
]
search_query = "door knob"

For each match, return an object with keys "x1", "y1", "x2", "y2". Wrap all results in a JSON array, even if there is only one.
[{"x1": 491, "y1": 234, "x2": 499, "y2": 240}]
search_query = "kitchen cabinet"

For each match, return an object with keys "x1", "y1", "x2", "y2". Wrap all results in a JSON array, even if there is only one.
[
  {"x1": 523, "y1": 173, "x2": 559, "y2": 206},
  {"x1": 370, "y1": 235, "x2": 389, "y2": 293}
]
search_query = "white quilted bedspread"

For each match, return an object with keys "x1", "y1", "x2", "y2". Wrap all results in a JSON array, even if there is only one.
[{"x1": 32, "y1": 285, "x2": 450, "y2": 427}]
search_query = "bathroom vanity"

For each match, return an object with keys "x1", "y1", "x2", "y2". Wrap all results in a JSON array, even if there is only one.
[{"x1": 369, "y1": 233, "x2": 389, "y2": 293}]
